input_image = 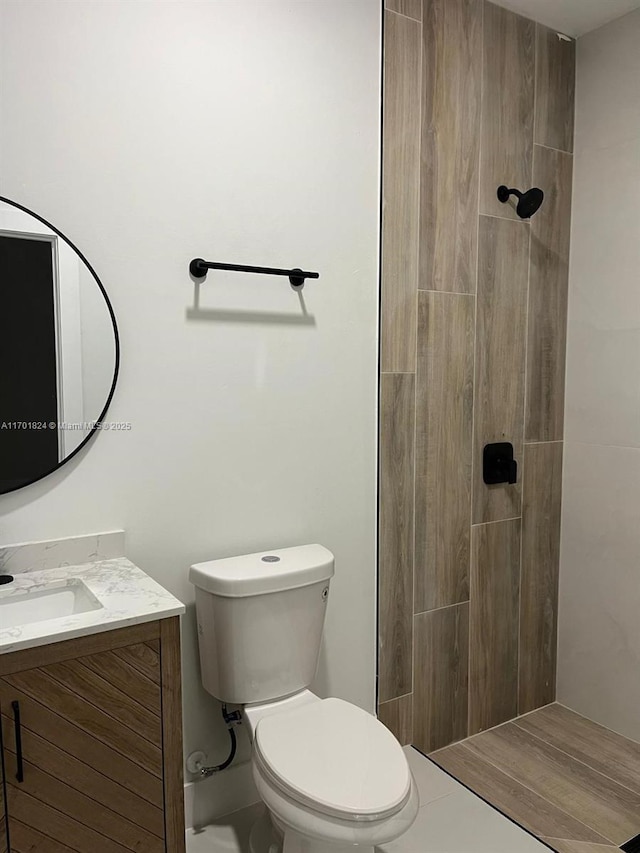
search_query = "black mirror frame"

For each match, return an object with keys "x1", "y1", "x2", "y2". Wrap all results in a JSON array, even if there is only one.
[{"x1": 0, "y1": 195, "x2": 120, "y2": 495}]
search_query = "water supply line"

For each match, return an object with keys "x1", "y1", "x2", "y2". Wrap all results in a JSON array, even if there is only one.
[{"x1": 197, "y1": 704, "x2": 242, "y2": 778}]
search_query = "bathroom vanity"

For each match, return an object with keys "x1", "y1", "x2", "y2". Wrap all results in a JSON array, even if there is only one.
[{"x1": 0, "y1": 540, "x2": 186, "y2": 853}]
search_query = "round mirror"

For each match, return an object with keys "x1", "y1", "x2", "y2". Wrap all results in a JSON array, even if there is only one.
[{"x1": 0, "y1": 196, "x2": 119, "y2": 494}]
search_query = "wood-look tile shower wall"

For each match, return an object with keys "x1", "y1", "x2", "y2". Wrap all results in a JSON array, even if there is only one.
[{"x1": 378, "y1": 0, "x2": 574, "y2": 752}]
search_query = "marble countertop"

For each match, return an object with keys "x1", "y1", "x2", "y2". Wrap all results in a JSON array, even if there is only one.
[{"x1": 0, "y1": 556, "x2": 185, "y2": 654}]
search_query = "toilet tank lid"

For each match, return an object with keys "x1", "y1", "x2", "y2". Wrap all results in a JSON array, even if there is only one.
[{"x1": 189, "y1": 544, "x2": 335, "y2": 597}]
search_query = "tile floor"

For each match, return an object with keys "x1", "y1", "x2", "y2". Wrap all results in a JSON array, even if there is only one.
[
  {"x1": 432, "y1": 702, "x2": 640, "y2": 852},
  {"x1": 186, "y1": 746, "x2": 552, "y2": 852}
]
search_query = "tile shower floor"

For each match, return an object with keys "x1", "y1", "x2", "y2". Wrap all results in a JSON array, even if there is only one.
[
  {"x1": 186, "y1": 746, "x2": 551, "y2": 852},
  {"x1": 431, "y1": 703, "x2": 640, "y2": 853}
]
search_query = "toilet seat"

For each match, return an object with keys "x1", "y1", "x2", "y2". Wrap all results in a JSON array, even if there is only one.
[{"x1": 253, "y1": 697, "x2": 411, "y2": 822}]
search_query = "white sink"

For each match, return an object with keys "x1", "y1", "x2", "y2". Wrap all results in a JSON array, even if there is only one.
[{"x1": 0, "y1": 580, "x2": 103, "y2": 629}]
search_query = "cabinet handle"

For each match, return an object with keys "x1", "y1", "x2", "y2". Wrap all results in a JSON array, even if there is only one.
[{"x1": 11, "y1": 700, "x2": 24, "y2": 783}]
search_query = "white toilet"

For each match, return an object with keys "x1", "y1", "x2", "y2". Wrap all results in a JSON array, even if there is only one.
[{"x1": 190, "y1": 544, "x2": 418, "y2": 853}]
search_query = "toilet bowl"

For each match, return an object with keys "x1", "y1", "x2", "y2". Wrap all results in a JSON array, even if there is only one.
[
  {"x1": 189, "y1": 545, "x2": 418, "y2": 853},
  {"x1": 244, "y1": 691, "x2": 418, "y2": 853}
]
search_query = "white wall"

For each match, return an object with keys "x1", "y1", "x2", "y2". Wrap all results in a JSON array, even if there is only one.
[
  {"x1": 0, "y1": 0, "x2": 381, "y2": 800},
  {"x1": 79, "y1": 262, "x2": 117, "y2": 425},
  {"x1": 558, "y1": 9, "x2": 640, "y2": 739}
]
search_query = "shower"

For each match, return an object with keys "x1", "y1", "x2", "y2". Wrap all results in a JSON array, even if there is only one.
[{"x1": 497, "y1": 184, "x2": 544, "y2": 218}]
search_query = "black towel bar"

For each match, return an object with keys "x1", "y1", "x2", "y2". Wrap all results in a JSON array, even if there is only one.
[{"x1": 189, "y1": 258, "x2": 320, "y2": 288}]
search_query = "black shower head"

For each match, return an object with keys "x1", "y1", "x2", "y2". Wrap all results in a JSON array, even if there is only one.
[{"x1": 497, "y1": 185, "x2": 544, "y2": 219}]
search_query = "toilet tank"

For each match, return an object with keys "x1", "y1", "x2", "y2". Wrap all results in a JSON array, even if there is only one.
[{"x1": 189, "y1": 544, "x2": 334, "y2": 704}]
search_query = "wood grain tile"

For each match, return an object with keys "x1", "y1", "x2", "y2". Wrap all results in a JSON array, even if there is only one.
[
  {"x1": 535, "y1": 24, "x2": 575, "y2": 153},
  {"x1": 414, "y1": 603, "x2": 469, "y2": 752},
  {"x1": 526, "y1": 144, "x2": 572, "y2": 441},
  {"x1": 420, "y1": 0, "x2": 481, "y2": 293},
  {"x1": 519, "y1": 443, "x2": 563, "y2": 713},
  {"x1": 541, "y1": 841, "x2": 619, "y2": 853},
  {"x1": 379, "y1": 373, "x2": 415, "y2": 702},
  {"x1": 465, "y1": 723, "x2": 640, "y2": 844},
  {"x1": 386, "y1": 0, "x2": 422, "y2": 21},
  {"x1": 415, "y1": 292, "x2": 474, "y2": 612},
  {"x1": 480, "y1": 2, "x2": 535, "y2": 219},
  {"x1": 381, "y1": 10, "x2": 421, "y2": 372},
  {"x1": 516, "y1": 704, "x2": 640, "y2": 796},
  {"x1": 378, "y1": 694, "x2": 413, "y2": 745},
  {"x1": 469, "y1": 519, "x2": 520, "y2": 734},
  {"x1": 431, "y1": 742, "x2": 610, "y2": 845},
  {"x1": 473, "y1": 216, "x2": 529, "y2": 524}
]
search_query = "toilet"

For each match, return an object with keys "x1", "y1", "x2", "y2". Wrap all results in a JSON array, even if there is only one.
[{"x1": 190, "y1": 544, "x2": 418, "y2": 853}]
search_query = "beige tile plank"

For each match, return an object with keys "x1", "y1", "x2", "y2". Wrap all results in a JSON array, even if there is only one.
[
  {"x1": 381, "y1": 11, "x2": 421, "y2": 372},
  {"x1": 378, "y1": 695, "x2": 413, "y2": 746},
  {"x1": 420, "y1": 0, "x2": 482, "y2": 293},
  {"x1": 414, "y1": 603, "x2": 469, "y2": 752},
  {"x1": 415, "y1": 292, "x2": 474, "y2": 612},
  {"x1": 518, "y1": 444, "x2": 563, "y2": 713},
  {"x1": 526, "y1": 144, "x2": 573, "y2": 441},
  {"x1": 516, "y1": 703, "x2": 640, "y2": 796},
  {"x1": 431, "y1": 742, "x2": 610, "y2": 845},
  {"x1": 473, "y1": 216, "x2": 529, "y2": 524},
  {"x1": 469, "y1": 519, "x2": 520, "y2": 734},
  {"x1": 535, "y1": 24, "x2": 575, "y2": 153},
  {"x1": 464, "y1": 723, "x2": 640, "y2": 844},
  {"x1": 379, "y1": 373, "x2": 415, "y2": 702},
  {"x1": 480, "y1": 2, "x2": 535, "y2": 219},
  {"x1": 385, "y1": 0, "x2": 422, "y2": 21},
  {"x1": 541, "y1": 841, "x2": 619, "y2": 853}
]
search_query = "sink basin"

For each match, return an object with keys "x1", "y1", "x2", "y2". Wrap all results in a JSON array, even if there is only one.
[{"x1": 0, "y1": 580, "x2": 103, "y2": 629}]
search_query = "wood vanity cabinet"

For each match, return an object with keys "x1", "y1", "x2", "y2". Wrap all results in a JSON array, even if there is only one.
[{"x1": 0, "y1": 618, "x2": 185, "y2": 853}]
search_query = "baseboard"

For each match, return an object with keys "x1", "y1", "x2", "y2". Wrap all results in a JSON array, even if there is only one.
[{"x1": 184, "y1": 758, "x2": 260, "y2": 829}]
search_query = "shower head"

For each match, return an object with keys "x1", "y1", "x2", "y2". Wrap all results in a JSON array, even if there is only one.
[{"x1": 497, "y1": 185, "x2": 544, "y2": 219}]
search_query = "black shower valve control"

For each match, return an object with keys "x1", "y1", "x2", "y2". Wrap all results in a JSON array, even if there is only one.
[{"x1": 483, "y1": 442, "x2": 518, "y2": 485}]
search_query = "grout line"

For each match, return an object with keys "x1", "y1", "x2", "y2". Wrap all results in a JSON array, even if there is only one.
[
  {"x1": 449, "y1": 738, "x2": 617, "y2": 846},
  {"x1": 414, "y1": 600, "x2": 470, "y2": 618},
  {"x1": 431, "y1": 700, "x2": 557, "y2": 755},
  {"x1": 416, "y1": 288, "x2": 475, "y2": 296},
  {"x1": 554, "y1": 702, "x2": 640, "y2": 749},
  {"x1": 534, "y1": 141, "x2": 574, "y2": 157},
  {"x1": 379, "y1": 691, "x2": 413, "y2": 705},
  {"x1": 512, "y1": 716, "x2": 640, "y2": 800},
  {"x1": 410, "y1": 5, "x2": 424, "y2": 705},
  {"x1": 479, "y1": 211, "x2": 531, "y2": 224},
  {"x1": 518, "y1": 219, "x2": 533, "y2": 715},
  {"x1": 412, "y1": 743, "x2": 565, "y2": 853},
  {"x1": 471, "y1": 516, "x2": 521, "y2": 528},
  {"x1": 468, "y1": 0, "x2": 485, "y2": 740},
  {"x1": 524, "y1": 440, "x2": 563, "y2": 445},
  {"x1": 375, "y1": 0, "x2": 385, "y2": 718},
  {"x1": 380, "y1": 371, "x2": 416, "y2": 375},
  {"x1": 384, "y1": 6, "x2": 422, "y2": 24}
]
